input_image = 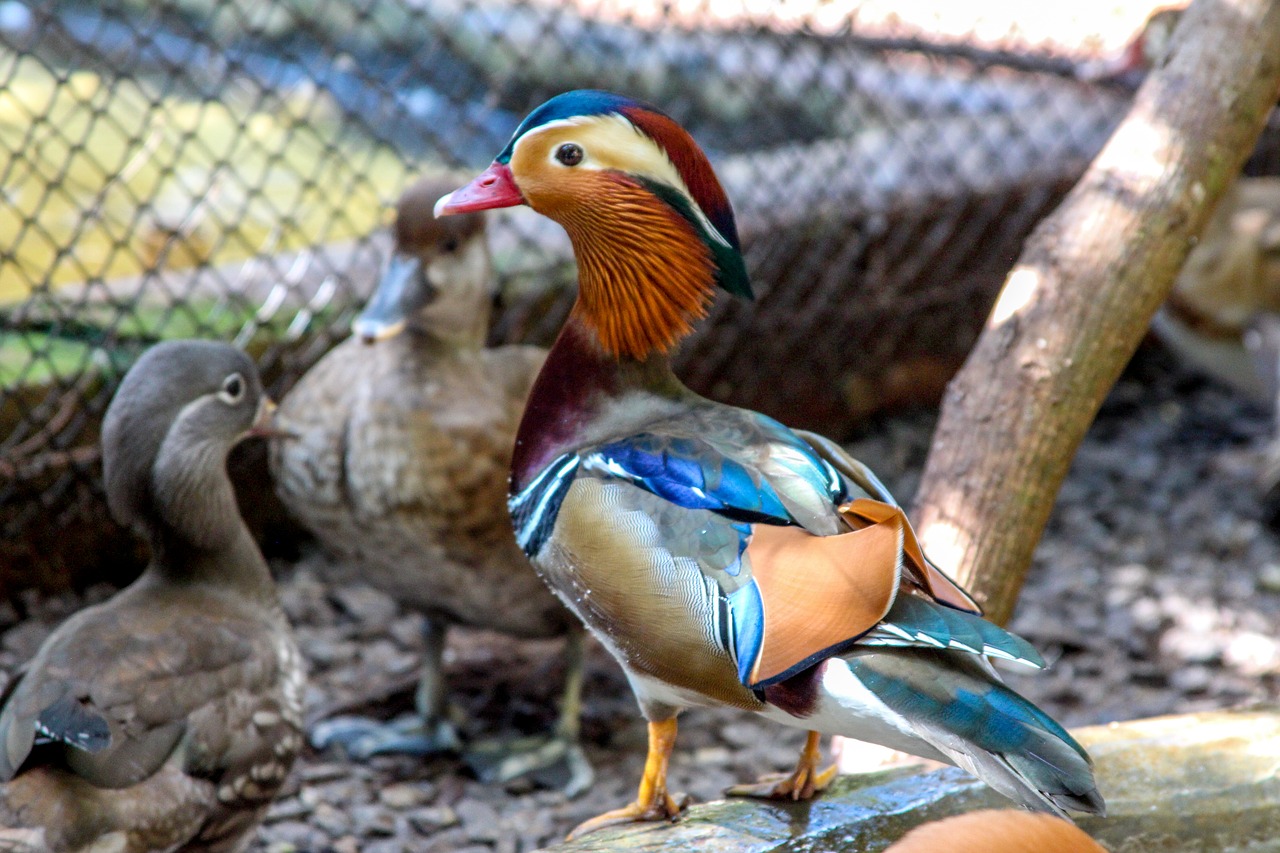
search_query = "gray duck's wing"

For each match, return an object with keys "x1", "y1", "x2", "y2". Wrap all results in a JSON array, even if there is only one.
[{"x1": 0, "y1": 592, "x2": 294, "y2": 790}]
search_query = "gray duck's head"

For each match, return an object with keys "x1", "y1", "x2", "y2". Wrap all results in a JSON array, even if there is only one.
[
  {"x1": 102, "y1": 340, "x2": 272, "y2": 549},
  {"x1": 354, "y1": 176, "x2": 490, "y2": 344}
]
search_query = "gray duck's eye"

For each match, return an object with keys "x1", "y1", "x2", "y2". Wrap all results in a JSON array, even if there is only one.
[
  {"x1": 219, "y1": 373, "x2": 245, "y2": 404},
  {"x1": 555, "y1": 143, "x2": 584, "y2": 167}
]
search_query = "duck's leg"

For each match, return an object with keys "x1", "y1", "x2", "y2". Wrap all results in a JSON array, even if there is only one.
[
  {"x1": 310, "y1": 617, "x2": 463, "y2": 758},
  {"x1": 464, "y1": 627, "x2": 594, "y2": 797},
  {"x1": 726, "y1": 730, "x2": 837, "y2": 800},
  {"x1": 568, "y1": 716, "x2": 687, "y2": 839}
]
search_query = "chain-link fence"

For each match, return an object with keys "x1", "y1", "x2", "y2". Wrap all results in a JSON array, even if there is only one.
[{"x1": 3, "y1": 0, "x2": 1278, "y2": 588}]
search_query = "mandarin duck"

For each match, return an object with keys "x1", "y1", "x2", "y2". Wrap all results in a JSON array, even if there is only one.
[
  {"x1": 270, "y1": 177, "x2": 590, "y2": 793},
  {"x1": 884, "y1": 809, "x2": 1106, "y2": 853},
  {"x1": 0, "y1": 340, "x2": 303, "y2": 852},
  {"x1": 435, "y1": 90, "x2": 1105, "y2": 837}
]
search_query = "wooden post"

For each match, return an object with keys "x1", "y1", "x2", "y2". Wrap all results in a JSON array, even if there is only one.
[{"x1": 910, "y1": 0, "x2": 1280, "y2": 626}]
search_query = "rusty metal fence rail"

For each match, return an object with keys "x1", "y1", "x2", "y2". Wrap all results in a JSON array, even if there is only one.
[{"x1": 0, "y1": 0, "x2": 1269, "y2": 585}]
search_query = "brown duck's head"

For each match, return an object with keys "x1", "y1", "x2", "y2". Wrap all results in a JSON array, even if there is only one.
[
  {"x1": 436, "y1": 90, "x2": 751, "y2": 361},
  {"x1": 102, "y1": 339, "x2": 273, "y2": 549},
  {"x1": 354, "y1": 177, "x2": 489, "y2": 345}
]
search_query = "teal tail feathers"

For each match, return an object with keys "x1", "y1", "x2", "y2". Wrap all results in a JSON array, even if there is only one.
[
  {"x1": 847, "y1": 649, "x2": 1105, "y2": 818},
  {"x1": 861, "y1": 594, "x2": 1045, "y2": 668}
]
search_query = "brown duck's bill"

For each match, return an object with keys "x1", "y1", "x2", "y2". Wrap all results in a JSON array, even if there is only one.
[{"x1": 434, "y1": 162, "x2": 525, "y2": 216}]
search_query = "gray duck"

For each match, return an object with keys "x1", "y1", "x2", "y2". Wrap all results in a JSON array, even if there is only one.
[
  {"x1": 0, "y1": 340, "x2": 304, "y2": 853},
  {"x1": 271, "y1": 177, "x2": 589, "y2": 794}
]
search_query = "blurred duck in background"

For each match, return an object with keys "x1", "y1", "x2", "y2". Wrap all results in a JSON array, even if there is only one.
[
  {"x1": 270, "y1": 178, "x2": 591, "y2": 794},
  {"x1": 1146, "y1": 178, "x2": 1280, "y2": 518},
  {"x1": 0, "y1": 340, "x2": 303, "y2": 853},
  {"x1": 1151, "y1": 178, "x2": 1280, "y2": 403},
  {"x1": 1082, "y1": 6, "x2": 1280, "y2": 519}
]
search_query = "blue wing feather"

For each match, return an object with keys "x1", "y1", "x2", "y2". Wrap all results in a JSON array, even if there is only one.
[
  {"x1": 512, "y1": 409, "x2": 852, "y2": 550},
  {"x1": 581, "y1": 413, "x2": 846, "y2": 525},
  {"x1": 727, "y1": 580, "x2": 765, "y2": 686}
]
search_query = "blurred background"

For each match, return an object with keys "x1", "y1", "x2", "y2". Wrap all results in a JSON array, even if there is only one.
[
  {"x1": 3, "y1": 0, "x2": 1280, "y2": 591},
  {"x1": 6, "y1": 5, "x2": 1280, "y2": 849}
]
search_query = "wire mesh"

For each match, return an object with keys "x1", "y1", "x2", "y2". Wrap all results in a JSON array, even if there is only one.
[{"x1": 1, "y1": 0, "x2": 1275, "y2": 585}]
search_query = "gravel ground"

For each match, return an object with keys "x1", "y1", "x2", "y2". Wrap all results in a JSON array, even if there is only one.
[{"x1": 2, "y1": 344, "x2": 1278, "y2": 852}]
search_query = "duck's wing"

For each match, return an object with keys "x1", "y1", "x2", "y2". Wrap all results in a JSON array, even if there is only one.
[
  {"x1": 513, "y1": 406, "x2": 1032, "y2": 690},
  {"x1": 0, "y1": 597, "x2": 293, "y2": 791},
  {"x1": 794, "y1": 428, "x2": 981, "y2": 614}
]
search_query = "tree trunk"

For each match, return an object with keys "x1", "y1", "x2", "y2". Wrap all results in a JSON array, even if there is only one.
[{"x1": 910, "y1": 0, "x2": 1280, "y2": 626}]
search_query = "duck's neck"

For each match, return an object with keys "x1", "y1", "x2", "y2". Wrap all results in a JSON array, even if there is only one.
[
  {"x1": 511, "y1": 179, "x2": 728, "y2": 489},
  {"x1": 410, "y1": 278, "x2": 493, "y2": 352},
  {"x1": 434, "y1": 239, "x2": 496, "y2": 350},
  {"x1": 146, "y1": 436, "x2": 275, "y2": 597},
  {"x1": 511, "y1": 315, "x2": 682, "y2": 492},
  {"x1": 407, "y1": 307, "x2": 489, "y2": 355},
  {"x1": 150, "y1": 521, "x2": 275, "y2": 599}
]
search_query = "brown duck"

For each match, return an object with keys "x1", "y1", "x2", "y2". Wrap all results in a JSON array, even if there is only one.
[
  {"x1": 271, "y1": 177, "x2": 589, "y2": 792},
  {"x1": 0, "y1": 340, "x2": 304, "y2": 852}
]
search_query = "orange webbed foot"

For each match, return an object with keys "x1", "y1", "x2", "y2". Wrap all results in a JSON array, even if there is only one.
[
  {"x1": 569, "y1": 717, "x2": 686, "y2": 840},
  {"x1": 567, "y1": 790, "x2": 691, "y2": 839},
  {"x1": 726, "y1": 730, "x2": 837, "y2": 801},
  {"x1": 726, "y1": 762, "x2": 837, "y2": 800}
]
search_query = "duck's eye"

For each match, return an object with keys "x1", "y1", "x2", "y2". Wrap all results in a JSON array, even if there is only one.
[
  {"x1": 555, "y1": 143, "x2": 584, "y2": 167},
  {"x1": 219, "y1": 373, "x2": 245, "y2": 404},
  {"x1": 441, "y1": 237, "x2": 460, "y2": 253}
]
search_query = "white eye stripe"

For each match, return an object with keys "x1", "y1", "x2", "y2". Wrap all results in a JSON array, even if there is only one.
[
  {"x1": 520, "y1": 115, "x2": 678, "y2": 182},
  {"x1": 519, "y1": 113, "x2": 732, "y2": 248},
  {"x1": 219, "y1": 372, "x2": 245, "y2": 405}
]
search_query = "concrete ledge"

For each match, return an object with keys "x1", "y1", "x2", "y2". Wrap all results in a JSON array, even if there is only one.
[{"x1": 543, "y1": 707, "x2": 1280, "y2": 852}]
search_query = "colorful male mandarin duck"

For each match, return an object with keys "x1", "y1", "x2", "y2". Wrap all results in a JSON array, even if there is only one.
[
  {"x1": 270, "y1": 178, "x2": 589, "y2": 793},
  {"x1": 0, "y1": 341, "x2": 304, "y2": 852},
  {"x1": 436, "y1": 90, "x2": 1104, "y2": 837}
]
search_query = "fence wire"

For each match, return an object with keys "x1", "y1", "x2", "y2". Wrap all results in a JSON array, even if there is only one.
[{"x1": 1, "y1": 0, "x2": 1276, "y2": 585}]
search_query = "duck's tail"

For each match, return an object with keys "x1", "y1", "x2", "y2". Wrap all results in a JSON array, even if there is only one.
[{"x1": 817, "y1": 647, "x2": 1104, "y2": 818}]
